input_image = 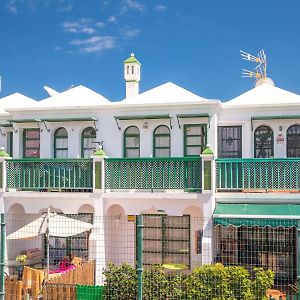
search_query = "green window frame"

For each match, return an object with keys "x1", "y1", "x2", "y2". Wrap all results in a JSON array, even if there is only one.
[
  {"x1": 254, "y1": 125, "x2": 274, "y2": 158},
  {"x1": 184, "y1": 124, "x2": 207, "y2": 157},
  {"x1": 218, "y1": 126, "x2": 242, "y2": 158},
  {"x1": 23, "y1": 128, "x2": 40, "y2": 158},
  {"x1": 124, "y1": 126, "x2": 140, "y2": 158},
  {"x1": 287, "y1": 124, "x2": 300, "y2": 157},
  {"x1": 142, "y1": 214, "x2": 191, "y2": 268},
  {"x1": 7, "y1": 132, "x2": 13, "y2": 157},
  {"x1": 153, "y1": 125, "x2": 170, "y2": 157},
  {"x1": 54, "y1": 127, "x2": 68, "y2": 158},
  {"x1": 81, "y1": 127, "x2": 96, "y2": 158}
]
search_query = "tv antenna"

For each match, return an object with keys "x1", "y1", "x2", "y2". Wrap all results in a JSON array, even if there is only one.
[{"x1": 240, "y1": 50, "x2": 267, "y2": 81}]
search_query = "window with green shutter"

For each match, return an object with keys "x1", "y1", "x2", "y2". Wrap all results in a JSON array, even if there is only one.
[
  {"x1": 124, "y1": 126, "x2": 140, "y2": 158},
  {"x1": 54, "y1": 127, "x2": 68, "y2": 158},
  {"x1": 184, "y1": 124, "x2": 206, "y2": 157},
  {"x1": 153, "y1": 125, "x2": 170, "y2": 157},
  {"x1": 81, "y1": 127, "x2": 96, "y2": 158},
  {"x1": 23, "y1": 128, "x2": 40, "y2": 158}
]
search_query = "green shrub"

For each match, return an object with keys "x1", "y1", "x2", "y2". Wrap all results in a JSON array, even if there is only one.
[
  {"x1": 143, "y1": 266, "x2": 185, "y2": 300},
  {"x1": 103, "y1": 263, "x2": 137, "y2": 300},
  {"x1": 102, "y1": 263, "x2": 274, "y2": 300},
  {"x1": 183, "y1": 263, "x2": 233, "y2": 300},
  {"x1": 252, "y1": 268, "x2": 275, "y2": 300}
]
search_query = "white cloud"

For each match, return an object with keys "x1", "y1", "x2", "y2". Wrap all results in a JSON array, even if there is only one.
[
  {"x1": 120, "y1": 27, "x2": 140, "y2": 38},
  {"x1": 58, "y1": 4, "x2": 73, "y2": 12},
  {"x1": 70, "y1": 36, "x2": 116, "y2": 53},
  {"x1": 96, "y1": 22, "x2": 105, "y2": 28},
  {"x1": 107, "y1": 16, "x2": 117, "y2": 23},
  {"x1": 121, "y1": 0, "x2": 144, "y2": 13},
  {"x1": 81, "y1": 27, "x2": 95, "y2": 34},
  {"x1": 6, "y1": 0, "x2": 18, "y2": 14},
  {"x1": 154, "y1": 4, "x2": 166, "y2": 11},
  {"x1": 62, "y1": 19, "x2": 95, "y2": 35}
]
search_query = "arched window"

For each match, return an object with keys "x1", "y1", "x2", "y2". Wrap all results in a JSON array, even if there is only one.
[
  {"x1": 287, "y1": 124, "x2": 300, "y2": 157},
  {"x1": 23, "y1": 128, "x2": 40, "y2": 158},
  {"x1": 124, "y1": 126, "x2": 140, "y2": 158},
  {"x1": 131, "y1": 66, "x2": 134, "y2": 74},
  {"x1": 54, "y1": 127, "x2": 68, "y2": 158},
  {"x1": 254, "y1": 125, "x2": 274, "y2": 158},
  {"x1": 81, "y1": 127, "x2": 96, "y2": 158},
  {"x1": 153, "y1": 125, "x2": 170, "y2": 157},
  {"x1": 127, "y1": 65, "x2": 129, "y2": 75}
]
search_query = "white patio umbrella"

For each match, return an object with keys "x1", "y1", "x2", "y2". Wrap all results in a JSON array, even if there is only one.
[{"x1": 7, "y1": 209, "x2": 93, "y2": 274}]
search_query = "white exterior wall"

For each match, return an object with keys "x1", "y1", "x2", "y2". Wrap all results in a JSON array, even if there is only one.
[
  {"x1": 5, "y1": 105, "x2": 218, "y2": 159},
  {"x1": 219, "y1": 105, "x2": 300, "y2": 158}
]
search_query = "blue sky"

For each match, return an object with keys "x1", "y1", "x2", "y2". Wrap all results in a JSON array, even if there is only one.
[{"x1": 0, "y1": 0, "x2": 300, "y2": 101}]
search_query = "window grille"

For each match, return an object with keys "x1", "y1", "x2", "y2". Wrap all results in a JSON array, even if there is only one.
[
  {"x1": 287, "y1": 124, "x2": 300, "y2": 157},
  {"x1": 254, "y1": 125, "x2": 274, "y2": 158},
  {"x1": 218, "y1": 126, "x2": 242, "y2": 158}
]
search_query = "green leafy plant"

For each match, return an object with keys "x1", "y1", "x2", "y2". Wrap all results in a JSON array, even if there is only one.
[
  {"x1": 103, "y1": 263, "x2": 137, "y2": 300},
  {"x1": 252, "y1": 268, "x2": 275, "y2": 300},
  {"x1": 102, "y1": 263, "x2": 274, "y2": 300}
]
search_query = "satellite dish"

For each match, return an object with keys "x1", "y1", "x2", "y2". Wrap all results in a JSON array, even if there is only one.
[{"x1": 44, "y1": 86, "x2": 60, "y2": 97}]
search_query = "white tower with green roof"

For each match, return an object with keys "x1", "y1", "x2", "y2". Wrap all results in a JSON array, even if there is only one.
[{"x1": 124, "y1": 53, "x2": 141, "y2": 98}]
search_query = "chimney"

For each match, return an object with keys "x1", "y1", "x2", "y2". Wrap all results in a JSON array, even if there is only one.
[{"x1": 124, "y1": 53, "x2": 141, "y2": 98}]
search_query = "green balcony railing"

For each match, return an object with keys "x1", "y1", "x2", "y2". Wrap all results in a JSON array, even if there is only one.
[
  {"x1": 6, "y1": 159, "x2": 93, "y2": 191},
  {"x1": 105, "y1": 157, "x2": 202, "y2": 191},
  {"x1": 216, "y1": 158, "x2": 300, "y2": 191}
]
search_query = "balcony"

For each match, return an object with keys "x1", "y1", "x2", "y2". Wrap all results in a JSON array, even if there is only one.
[
  {"x1": 4, "y1": 157, "x2": 202, "y2": 193},
  {"x1": 105, "y1": 157, "x2": 202, "y2": 191},
  {"x1": 6, "y1": 159, "x2": 93, "y2": 191},
  {"x1": 216, "y1": 158, "x2": 300, "y2": 192}
]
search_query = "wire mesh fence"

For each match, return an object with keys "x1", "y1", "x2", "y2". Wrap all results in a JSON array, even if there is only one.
[{"x1": 1, "y1": 213, "x2": 299, "y2": 299}]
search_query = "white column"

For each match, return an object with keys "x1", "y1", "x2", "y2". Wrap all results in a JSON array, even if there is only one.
[
  {"x1": 201, "y1": 146, "x2": 215, "y2": 265},
  {"x1": 89, "y1": 194, "x2": 105, "y2": 285}
]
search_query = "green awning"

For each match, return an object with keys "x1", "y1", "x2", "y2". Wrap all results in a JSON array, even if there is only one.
[
  {"x1": 0, "y1": 124, "x2": 13, "y2": 127},
  {"x1": 10, "y1": 119, "x2": 41, "y2": 123},
  {"x1": 42, "y1": 117, "x2": 98, "y2": 122},
  {"x1": 251, "y1": 115, "x2": 300, "y2": 130},
  {"x1": 176, "y1": 113, "x2": 210, "y2": 119},
  {"x1": 114, "y1": 114, "x2": 171, "y2": 121},
  {"x1": 213, "y1": 203, "x2": 300, "y2": 227},
  {"x1": 176, "y1": 114, "x2": 210, "y2": 128},
  {"x1": 114, "y1": 114, "x2": 172, "y2": 130}
]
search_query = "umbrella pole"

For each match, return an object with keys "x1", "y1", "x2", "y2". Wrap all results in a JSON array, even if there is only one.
[
  {"x1": 46, "y1": 228, "x2": 49, "y2": 277},
  {"x1": 46, "y1": 209, "x2": 50, "y2": 278}
]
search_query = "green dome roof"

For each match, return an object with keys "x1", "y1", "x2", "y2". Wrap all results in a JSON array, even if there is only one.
[{"x1": 124, "y1": 53, "x2": 141, "y2": 65}]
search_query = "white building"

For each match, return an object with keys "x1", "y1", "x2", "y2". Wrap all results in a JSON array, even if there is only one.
[{"x1": 2, "y1": 54, "x2": 300, "y2": 288}]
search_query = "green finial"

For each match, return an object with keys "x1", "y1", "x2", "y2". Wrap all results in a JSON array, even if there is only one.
[
  {"x1": 202, "y1": 145, "x2": 214, "y2": 155},
  {"x1": 92, "y1": 146, "x2": 107, "y2": 157},
  {"x1": 124, "y1": 53, "x2": 141, "y2": 65},
  {"x1": 0, "y1": 147, "x2": 10, "y2": 157}
]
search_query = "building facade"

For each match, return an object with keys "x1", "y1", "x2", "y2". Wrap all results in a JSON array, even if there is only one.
[{"x1": 2, "y1": 54, "x2": 300, "y2": 290}]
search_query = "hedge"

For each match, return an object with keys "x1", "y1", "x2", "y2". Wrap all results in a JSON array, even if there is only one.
[{"x1": 103, "y1": 263, "x2": 274, "y2": 300}]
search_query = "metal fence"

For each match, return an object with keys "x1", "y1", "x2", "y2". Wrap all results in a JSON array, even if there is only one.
[
  {"x1": 0, "y1": 214, "x2": 298, "y2": 299},
  {"x1": 105, "y1": 157, "x2": 202, "y2": 191},
  {"x1": 6, "y1": 159, "x2": 93, "y2": 191},
  {"x1": 216, "y1": 158, "x2": 300, "y2": 191}
]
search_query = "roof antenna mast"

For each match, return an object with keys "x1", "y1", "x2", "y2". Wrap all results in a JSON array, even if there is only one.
[{"x1": 240, "y1": 50, "x2": 267, "y2": 83}]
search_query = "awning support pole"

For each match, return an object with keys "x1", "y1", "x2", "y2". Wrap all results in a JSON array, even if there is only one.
[
  {"x1": 114, "y1": 118, "x2": 121, "y2": 130},
  {"x1": 297, "y1": 220, "x2": 300, "y2": 300}
]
